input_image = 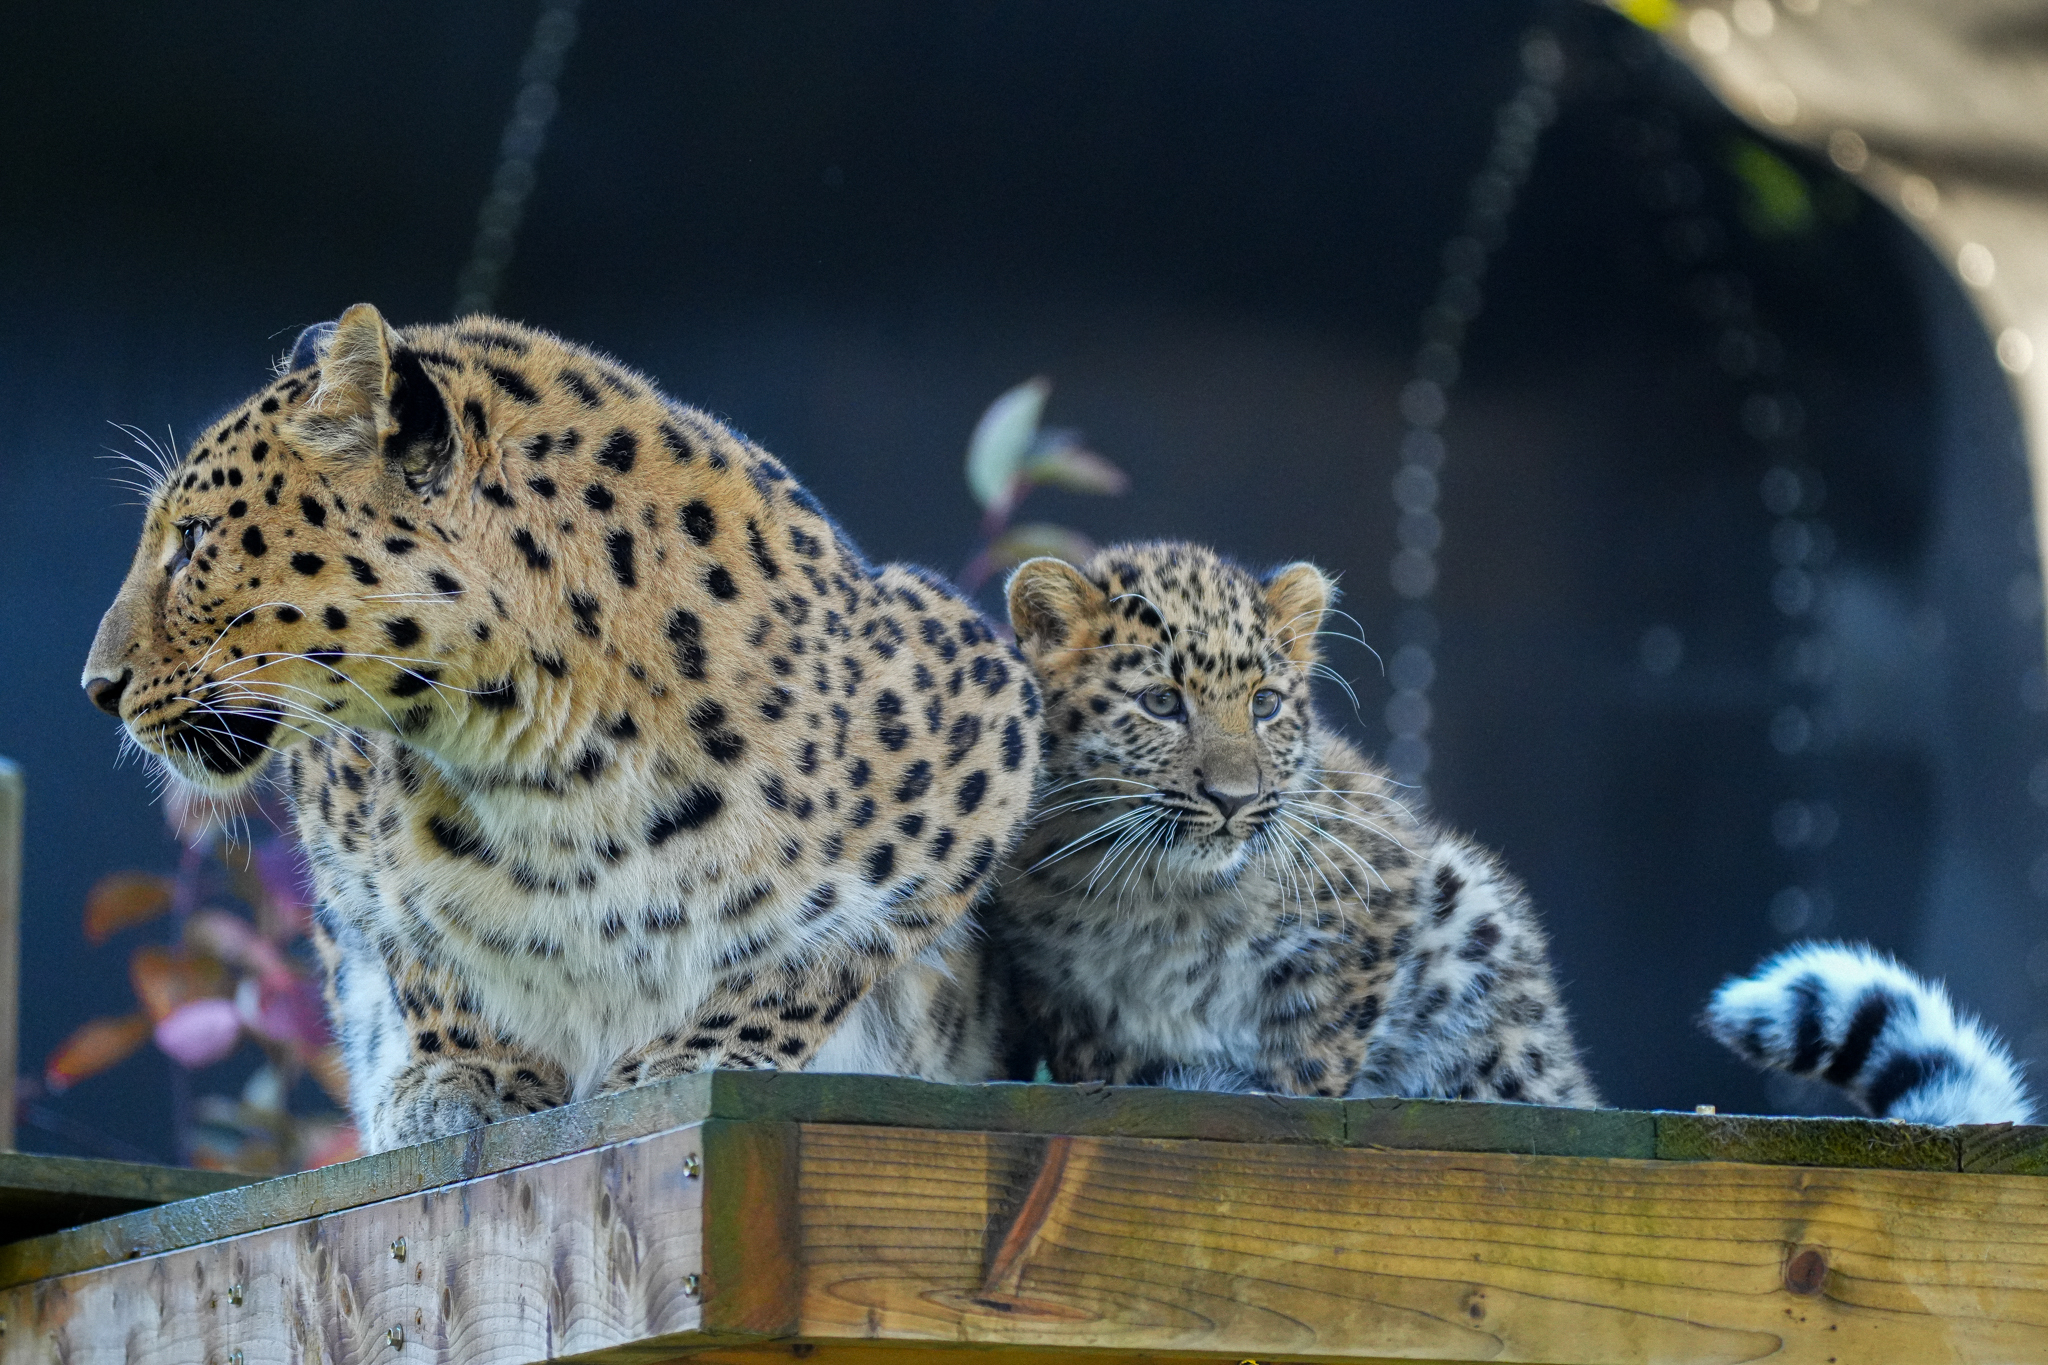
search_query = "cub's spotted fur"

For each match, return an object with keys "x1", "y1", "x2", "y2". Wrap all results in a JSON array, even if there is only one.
[
  {"x1": 84, "y1": 305, "x2": 1039, "y2": 1151},
  {"x1": 989, "y1": 542, "x2": 1596, "y2": 1103}
]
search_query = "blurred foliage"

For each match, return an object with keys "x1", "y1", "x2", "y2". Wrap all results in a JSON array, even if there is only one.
[
  {"x1": 46, "y1": 790, "x2": 355, "y2": 1174},
  {"x1": 1727, "y1": 138, "x2": 1816, "y2": 239},
  {"x1": 959, "y1": 378, "x2": 1130, "y2": 593},
  {"x1": 1609, "y1": 0, "x2": 1680, "y2": 31}
]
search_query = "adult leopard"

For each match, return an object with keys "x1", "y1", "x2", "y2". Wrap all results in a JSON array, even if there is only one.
[{"x1": 83, "y1": 305, "x2": 1039, "y2": 1151}]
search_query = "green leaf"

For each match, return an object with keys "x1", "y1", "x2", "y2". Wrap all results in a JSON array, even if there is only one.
[
  {"x1": 966, "y1": 377, "x2": 1051, "y2": 511},
  {"x1": 1728, "y1": 138, "x2": 1814, "y2": 238},
  {"x1": 1020, "y1": 437, "x2": 1128, "y2": 498}
]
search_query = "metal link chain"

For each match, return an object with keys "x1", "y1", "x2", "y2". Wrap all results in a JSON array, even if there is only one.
[
  {"x1": 1384, "y1": 31, "x2": 1565, "y2": 805},
  {"x1": 453, "y1": 0, "x2": 584, "y2": 316}
]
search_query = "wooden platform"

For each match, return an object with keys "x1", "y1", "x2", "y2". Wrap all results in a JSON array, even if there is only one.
[{"x1": 1, "y1": 1072, "x2": 2045, "y2": 1364}]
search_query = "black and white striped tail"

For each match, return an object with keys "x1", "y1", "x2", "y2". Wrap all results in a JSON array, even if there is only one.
[{"x1": 1704, "y1": 942, "x2": 2036, "y2": 1126}]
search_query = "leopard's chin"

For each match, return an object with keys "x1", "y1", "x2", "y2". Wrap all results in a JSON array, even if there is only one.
[{"x1": 148, "y1": 704, "x2": 287, "y2": 792}]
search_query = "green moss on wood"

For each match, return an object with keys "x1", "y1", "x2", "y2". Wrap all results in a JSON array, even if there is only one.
[
  {"x1": 1655, "y1": 1111, "x2": 1960, "y2": 1171},
  {"x1": 1958, "y1": 1123, "x2": 2048, "y2": 1175}
]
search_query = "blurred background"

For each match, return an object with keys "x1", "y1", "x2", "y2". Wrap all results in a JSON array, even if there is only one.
[{"x1": 2, "y1": 0, "x2": 2043, "y2": 1164}]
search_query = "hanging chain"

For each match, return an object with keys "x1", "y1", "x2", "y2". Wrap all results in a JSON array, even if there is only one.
[
  {"x1": 453, "y1": 0, "x2": 584, "y2": 317},
  {"x1": 1613, "y1": 35, "x2": 1841, "y2": 946},
  {"x1": 1384, "y1": 32, "x2": 1565, "y2": 804}
]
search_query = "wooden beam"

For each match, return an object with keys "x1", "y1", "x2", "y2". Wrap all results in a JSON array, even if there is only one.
[
  {"x1": 0, "y1": 758, "x2": 20, "y2": 1153},
  {"x1": 3, "y1": 1071, "x2": 2034, "y2": 1287},
  {"x1": 788, "y1": 1123, "x2": 2048, "y2": 1363},
  {"x1": 1, "y1": 1098, "x2": 2045, "y2": 1364},
  {"x1": 0, "y1": 1123, "x2": 710, "y2": 1365},
  {"x1": 0, "y1": 1152, "x2": 244, "y2": 1243}
]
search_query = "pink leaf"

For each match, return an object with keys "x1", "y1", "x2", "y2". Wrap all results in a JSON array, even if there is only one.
[
  {"x1": 242, "y1": 976, "x2": 330, "y2": 1052},
  {"x1": 155, "y1": 998, "x2": 242, "y2": 1069}
]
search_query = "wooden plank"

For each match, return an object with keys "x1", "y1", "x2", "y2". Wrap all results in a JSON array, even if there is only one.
[
  {"x1": 673, "y1": 1343, "x2": 1430, "y2": 1365},
  {"x1": 722, "y1": 1074, "x2": 1347, "y2": 1148},
  {"x1": 0, "y1": 1152, "x2": 246, "y2": 1242},
  {"x1": 791, "y1": 1122, "x2": 2048, "y2": 1364},
  {"x1": 0, "y1": 1071, "x2": 725, "y2": 1287},
  {"x1": 699, "y1": 1120, "x2": 800, "y2": 1340},
  {"x1": 0, "y1": 1123, "x2": 708, "y2": 1365},
  {"x1": 10, "y1": 1068, "x2": 2039, "y2": 1292},
  {"x1": 1655, "y1": 1111, "x2": 1961, "y2": 1172},
  {"x1": 1346, "y1": 1096, "x2": 1655, "y2": 1159},
  {"x1": 1961, "y1": 1124, "x2": 2048, "y2": 1176},
  {"x1": 0, "y1": 758, "x2": 20, "y2": 1152},
  {"x1": 3, "y1": 1113, "x2": 2046, "y2": 1364}
]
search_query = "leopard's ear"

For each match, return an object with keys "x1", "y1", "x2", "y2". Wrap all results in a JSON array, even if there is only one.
[
  {"x1": 1007, "y1": 556, "x2": 1107, "y2": 654},
  {"x1": 282, "y1": 303, "x2": 454, "y2": 489},
  {"x1": 282, "y1": 303, "x2": 400, "y2": 462},
  {"x1": 1264, "y1": 561, "x2": 1334, "y2": 665}
]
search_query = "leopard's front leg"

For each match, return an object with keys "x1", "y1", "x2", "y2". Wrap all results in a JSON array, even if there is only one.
[{"x1": 339, "y1": 947, "x2": 569, "y2": 1151}]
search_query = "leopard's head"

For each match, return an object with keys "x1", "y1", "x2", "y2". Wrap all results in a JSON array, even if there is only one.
[
  {"x1": 82, "y1": 303, "x2": 509, "y2": 794},
  {"x1": 1006, "y1": 540, "x2": 1334, "y2": 879}
]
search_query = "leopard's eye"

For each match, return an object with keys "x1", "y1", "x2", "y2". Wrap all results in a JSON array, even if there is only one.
[
  {"x1": 1251, "y1": 688, "x2": 1282, "y2": 720},
  {"x1": 1138, "y1": 684, "x2": 1184, "y2": 719},
  {"x1": 169, "y1": 519, "x2": 208, "y2": 575}
]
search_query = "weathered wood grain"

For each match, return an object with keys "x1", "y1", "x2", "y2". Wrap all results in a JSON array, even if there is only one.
[
  {"x1": 0, "y1": 1152, "x2": 246, "y2": 1243},
  {"x1": 8, "y1": 1071, "x2": 2043, "y2": 1296},
  {"x1": 674, "y1": 1344, "x2": 1429, "y2": 1365},
  {"x1": 0, "y1": 1124, "x2": 708, "y2": 1365},
  {"x1": 791, "y1": 1122, "x2": 2048, "y2": 1364}
]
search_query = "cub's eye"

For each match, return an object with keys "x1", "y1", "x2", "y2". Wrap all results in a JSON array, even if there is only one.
[
  {"x1": 169, "y1": 519, "x2": 209, "y2": 575},
  {"x1": 1138, "y1": 684, "x2": 1184, "y2": 719},
  {"x1": 1251, "y1": 688, "x2": 1282, "y2": 720}
]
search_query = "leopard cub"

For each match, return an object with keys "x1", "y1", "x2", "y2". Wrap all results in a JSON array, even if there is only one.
[{"x1": 988, "y1": 541, "x2": 1597, "y2": 1103}]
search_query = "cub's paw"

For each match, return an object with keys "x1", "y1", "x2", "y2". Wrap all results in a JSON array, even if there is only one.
[{"x1": 379, "y1": 1057, "x2": 569, "y2": 1146}]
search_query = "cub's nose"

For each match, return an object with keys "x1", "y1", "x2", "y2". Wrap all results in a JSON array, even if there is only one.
[
  {"x1": 1198, "y1": 780, "x2": 1257, "y2": 821},
  {"x1": 84, "y1": 668, "x2": 132, "y2": 717}
]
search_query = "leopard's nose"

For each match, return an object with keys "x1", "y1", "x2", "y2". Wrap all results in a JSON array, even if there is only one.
[
  {"x1": 84, "y1": 668, "x2": 132, "y2": 717},
  {"x1": 1198, "y1": 780, "x2": 1256, "y2": 821}
]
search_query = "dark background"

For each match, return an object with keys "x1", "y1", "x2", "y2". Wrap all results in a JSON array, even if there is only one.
[{"x1": 3, "y1": 0, "x2": 2043, "y2": 1161}]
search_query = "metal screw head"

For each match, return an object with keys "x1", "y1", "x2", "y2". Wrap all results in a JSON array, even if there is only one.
[
  {"x1": 391, "y1": 1236, "x2": 407, "y2": 1262},
  {"x1": 684, "y1": 1273, "x2": 701, "y2": 1298},
  {"x1": 682, "y1": 1154, "x2": 701, "y2": 1178},
  {"x1": 387, "y1": 1325, "x2": 406, "y2": 1350},
  {"x1": 228, "y1": 1283, "x2": 244, "y2": 1307}
]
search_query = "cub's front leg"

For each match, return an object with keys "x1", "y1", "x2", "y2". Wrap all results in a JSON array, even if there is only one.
[{"x1": 322, "y1": 924, "x2": 568, "y2": 1151}]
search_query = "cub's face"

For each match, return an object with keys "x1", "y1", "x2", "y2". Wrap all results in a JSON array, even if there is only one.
[
  {"x1": 1007, "y1": 542, "x2": 1333, "y2": 878},
  {"x1": 82, "y1": 304, "x2": 496, "y2": 793}
]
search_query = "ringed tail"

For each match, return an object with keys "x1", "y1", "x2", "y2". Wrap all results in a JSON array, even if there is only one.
[{"x1": 1703, "y1": 941, "x2": 2036, "y2": 1126}]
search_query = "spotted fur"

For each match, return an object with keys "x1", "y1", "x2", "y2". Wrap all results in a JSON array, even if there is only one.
[
  {"x1": 987, "y1": 541, "x2": 1596, "y2": 1103},
  {"x1": 83, "y1": 305, "x2": 1037, "y2": 1151},
  {"x1": 1706, "y1": 942, "x2": 2036, "y2": 1125}
]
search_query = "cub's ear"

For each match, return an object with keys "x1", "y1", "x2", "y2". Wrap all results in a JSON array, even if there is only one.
[
  {"x1": 285, "y1": 318, "x2": 338, "y2": 374},
  {"x1": 1007, "y1": 556, "x2": 1107, "y2": 653},
  {"x1": 281, "y1": 303, "x2": 454, "y2": 489},
  {"x1": 1264, "y1": 561, "x2": 1335, "y2": 664}
]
